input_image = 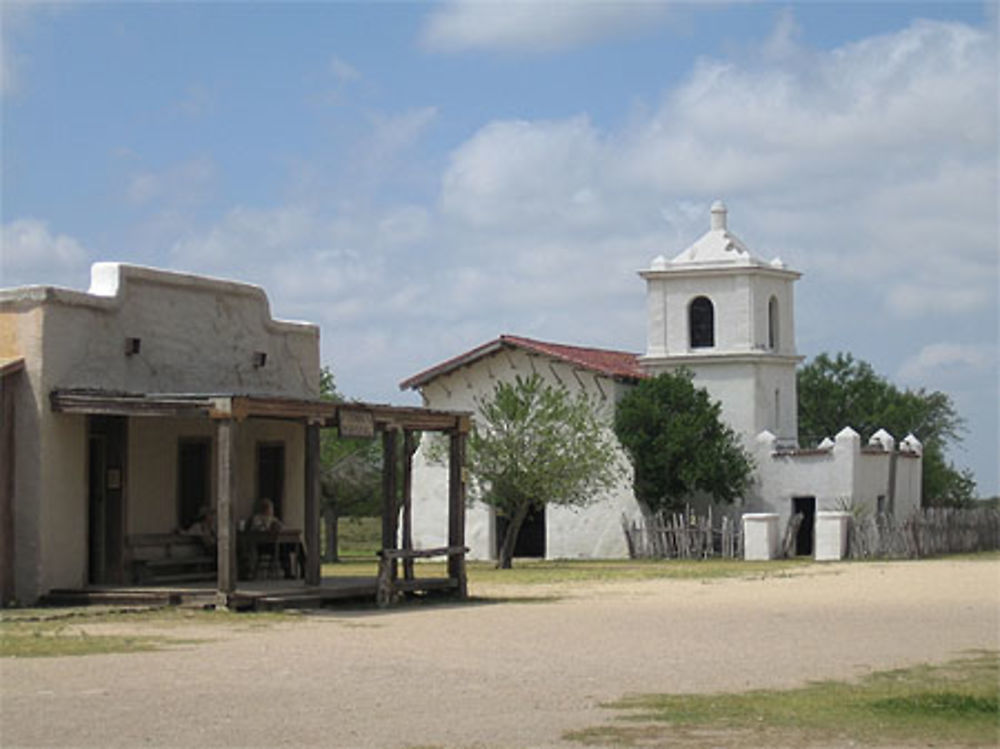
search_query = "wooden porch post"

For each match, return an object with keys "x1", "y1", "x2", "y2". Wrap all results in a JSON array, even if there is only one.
[
  {"x1": 304, "y1": 422, "x2": 321, "y2": 586},
  {"x1": 401, "y1": 430, "x2": 415, "y2": 581},
  {"x1": 379, "y1": 426, "x2": 398, "y2": 602},
  {"x1": 216, "y1": 418, "x2": 239, "y2": 601},
  {"x1": 447, "y1": 419, "x2": 468, "y2": 598}
]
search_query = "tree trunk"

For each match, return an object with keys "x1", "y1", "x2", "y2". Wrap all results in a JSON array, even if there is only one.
[{"x1": 497, "y1": 502, "x2": 531, "y2": 570}]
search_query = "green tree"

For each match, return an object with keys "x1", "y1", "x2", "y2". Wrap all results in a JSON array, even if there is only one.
[
  {"x1": 468, "y1": 374, "x2": 619, "y2": 569},
  {"x1": 613, "y1": 370, "x2": 753, "y2": 513},
  {"x1": 797, "y1": 352, "x2": 975, "y2": 507},
  {"x1": 318, "y1": 366, "x2": 381, "y2": 560}
]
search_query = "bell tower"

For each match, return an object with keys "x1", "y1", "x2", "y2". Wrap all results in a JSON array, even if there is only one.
[{"x1": 639, "y1": 201, "x2": 802, "y2": 444}]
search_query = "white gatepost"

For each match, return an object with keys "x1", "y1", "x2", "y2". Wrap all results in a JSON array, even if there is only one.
[
  {"x1": 814, "y1": 511, "x2": 851, "y2": 561},
  {"x1": 742, "y1": 513, "x2": 780, "y2": 560}
]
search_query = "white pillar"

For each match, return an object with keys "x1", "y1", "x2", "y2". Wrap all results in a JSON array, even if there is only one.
[
  {"x1": 814, "y1": 511, "x2": 851, "y2": 561},
  {"x1": 743, "y1": 513, "x2": 780, "y2": 560}
]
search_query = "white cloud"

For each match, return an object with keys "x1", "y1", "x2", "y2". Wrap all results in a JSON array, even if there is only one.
[
  {"x1": 441, "y1": 116, "x2": 611, "y2": 230},
  {"x1": 439, "y1": 18, "x2": 998, "y2": 319},
  {"x1": 1, "y1": 218, "x2": 90, "y2": 287},
  {"x1": 329, "y1": 55, "x2": 361, "y2": 83},
  {"x1": 126, "y1": 157, "x2": 217, "y2": 206},
  {"x1": 421, "y1": 0, "x2": 671, "y2": 53},
  {"x1": 364, "y1": 107, "x2": 438, "y2": 165},
  {"x1": 898, "y1": 342, "x2": 998, "y2": 383}
]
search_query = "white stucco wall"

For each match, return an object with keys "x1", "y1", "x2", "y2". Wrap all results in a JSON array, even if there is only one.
[
  {"x1": 409, "y1": 347, "x2": 642, "y2": 561},
  {"x1": 639, "y1": 358, "x2": 799, "y2": 445},
  {"x1": 749, "y1": 428, "x2": 923, "y2": 530},
  {"x1": 1, "y1": 263, "x2": 320, "y2": 601}
]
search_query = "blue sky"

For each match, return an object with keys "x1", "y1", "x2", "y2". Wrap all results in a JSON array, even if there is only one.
[{"x1": 2, "y1": 1, "x2": 997, "y2": 495}]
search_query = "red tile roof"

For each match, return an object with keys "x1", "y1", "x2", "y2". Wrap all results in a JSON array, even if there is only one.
[{"x1": 399, "y1": 334, "x2": 645, "y2": 390}]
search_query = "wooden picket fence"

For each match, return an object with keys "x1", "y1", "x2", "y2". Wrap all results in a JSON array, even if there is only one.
[
  {"x1": 622, "y1": 507, "x2": 742, "y2": 560},
  {"x1": 848, "y1": 506, "x2": 1000, "y2": 559}
]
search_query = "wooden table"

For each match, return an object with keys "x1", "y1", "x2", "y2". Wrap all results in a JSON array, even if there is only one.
[{"x1": 239, "y1": 529, "x2": 306, "y2": 580}]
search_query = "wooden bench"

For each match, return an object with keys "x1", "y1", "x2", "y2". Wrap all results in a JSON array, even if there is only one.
[
  {"x1": 375, "y1": 545, "x2": 468, "y2": 607},
  {"x1": 126, "y1": 533, "x2": 216, "y2": 584}
]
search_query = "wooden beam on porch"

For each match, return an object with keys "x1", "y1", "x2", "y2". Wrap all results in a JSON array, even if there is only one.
[
  {"x1": 380, "y1": 427, "x2": 399, "y2": 601},
  {"x1": 215, "y1": 418, "x2": 239, "y2": 601},
  {"x1": 401, "y1": 430, "x2": 416, "y2": 581},
  {"x1": 447, "y1": 427, "x2": 468, "y2": 599},
  {"x1": 304, "y1": 422, "x2": 321, "y2": 586}
]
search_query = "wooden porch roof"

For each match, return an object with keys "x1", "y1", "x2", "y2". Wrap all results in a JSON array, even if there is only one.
[{"x1": 50, "y1": 388, "x2": 470, "y2": 433}]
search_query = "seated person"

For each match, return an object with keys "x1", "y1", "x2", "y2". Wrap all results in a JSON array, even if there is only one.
[
  {"x1": 181, "y1": 505, "x2": 217, "y2": 552},
  {"x1": 248, "y1": 498, "x2": 297, "y2": 578},
  {"x1": 250, "y1": 498, "x2": 283, "y2": 532}
]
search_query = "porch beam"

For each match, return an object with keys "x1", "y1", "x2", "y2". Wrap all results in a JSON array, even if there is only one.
[
  {"x1": 304, "y1": 422, "x2": 321, "y2": 586},
  {"x1": 216, "y1": 418, "x2": 239, "y2": 600},
  {"x1": 447, "y1": 427, "x2": 468, "y2": 598},
  {"x1": 401, "y1": 430, "x2": 416, "y2": 581},
  {"x1": 381, "y1": 427, "x2": 399, "y2": 586}
]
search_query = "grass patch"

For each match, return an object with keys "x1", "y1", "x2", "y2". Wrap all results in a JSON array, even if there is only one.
[
  {"x1": 321, "y1": 557, "x2": 813, "y2": 584},
  {"x1": 0, "y1": 606, "x2": 295, "y2": 658},
  {"x1": 566, "y1": 651, "x2": 1000, "y2": 747},
  {"x1": 335, "y1": 515, "x2": 382, "y2": 558},
  {"x1": 1, "y1": 626, "x2": 169, "y2": 658}
]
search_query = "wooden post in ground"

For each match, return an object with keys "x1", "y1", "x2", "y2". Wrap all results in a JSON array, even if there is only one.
[
  {"x1": 378, "y1": 427, "x2": 399, "y2": 604},
  {"x1": 402, "y1": 430, "x2": 416, "y2": 582},
  {"x1": 447, "y1": 419, "x2": 468, "y2": 599},
  {"x1": 304, "y1": 421, "x2": 321, "y2": 586},
  {"x1": 215, "y1": 418, "x2": 239, "y2": 604}
]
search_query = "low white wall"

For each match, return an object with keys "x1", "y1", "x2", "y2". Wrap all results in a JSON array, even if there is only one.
[{"x1": 750, "y1": 427, "x2": 923, "y2": 530}]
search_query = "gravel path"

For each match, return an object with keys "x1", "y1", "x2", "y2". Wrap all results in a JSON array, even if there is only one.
[{"x1": 2, "y1": 559, "x2": 998, "y2": 748}]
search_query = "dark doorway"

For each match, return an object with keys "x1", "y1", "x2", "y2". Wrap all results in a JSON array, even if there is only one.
[
  {"x1": 88, "y1": 416, "x2": 126, "y2": 584},
  {"x1": 792, "y1": 496, "x2": 816, "y2": 557},
  {"x1": 496, "y1": 506, "x2": 546, "y2": 559},
  {"x1": 256, "y1": 442, "x2": 285, "y2": 518},
  {"x1": 178, "y1": 439, "x2": 211, "y2": 529}
]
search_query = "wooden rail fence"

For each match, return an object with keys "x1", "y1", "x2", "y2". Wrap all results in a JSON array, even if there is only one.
[
  {"x1": 622, "y1": 508, "x2": 742, "y2": 560},
  {"x1": 848, "y1": 506, "x2": 1000, "y2": 559}
]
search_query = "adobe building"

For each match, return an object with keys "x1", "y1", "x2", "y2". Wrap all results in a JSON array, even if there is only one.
[
  {"x1": 401, "y1": 202, "x2": 923, "y2": 561},
  {"x1": 1, "y1": 262, "x2": 469, "y2": 606}
]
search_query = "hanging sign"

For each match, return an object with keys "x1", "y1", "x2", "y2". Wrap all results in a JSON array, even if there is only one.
[{"x1": 338, "y1": 407, "x2": 375, "y2": 438}]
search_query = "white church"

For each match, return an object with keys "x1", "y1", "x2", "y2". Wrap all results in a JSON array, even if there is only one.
[{"x1": 401, "y1": 201, "x2": 923, "y2": 561}]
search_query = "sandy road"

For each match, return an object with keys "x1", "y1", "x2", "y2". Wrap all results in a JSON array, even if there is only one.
[{"x1": 2, "y1": 559, "x2": 997, "y2": 749}]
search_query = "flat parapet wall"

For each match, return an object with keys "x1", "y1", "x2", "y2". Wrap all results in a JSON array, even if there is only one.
[
  {"x1": 749, "y1": 428, "x2": 923, "y2": 527},
  {"x1": 2, "y1": 262, "x2": 320, "y2": 398}
]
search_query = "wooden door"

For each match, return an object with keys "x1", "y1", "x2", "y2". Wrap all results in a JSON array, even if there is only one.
[{"x1": 88, "y1": 416, "x2": 126, "y2": 584}]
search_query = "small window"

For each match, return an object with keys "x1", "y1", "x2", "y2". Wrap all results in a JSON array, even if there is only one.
[
  {"x1": 768, "y1": 295, "x2": 779, "y2": 350},
  {"x1": 689, "y1": 296, "x2": 715, "y2": 348}
]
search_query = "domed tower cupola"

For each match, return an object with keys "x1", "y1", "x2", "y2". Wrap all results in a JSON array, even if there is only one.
[{"x1": 639, "y1": 201, "x2": 804, "y2": 443}]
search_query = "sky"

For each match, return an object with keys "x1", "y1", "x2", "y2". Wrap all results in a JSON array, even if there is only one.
[{"x1": 2, "y1": 1, "x2": 997, "y2": 495}]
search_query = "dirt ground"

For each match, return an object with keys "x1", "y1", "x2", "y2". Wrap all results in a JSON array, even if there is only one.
[{"x1": 2, "y1": 559, "x2": 998, "y2": 749}]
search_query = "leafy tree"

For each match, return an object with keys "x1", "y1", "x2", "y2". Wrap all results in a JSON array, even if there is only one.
[
  {"x1": 613, "y1": 370, "x2": 753, "y2": 513},
  {"x1": 797, "y1": 352, "x2": 975, "y2": 507},
  {"x1": 318, "y1": 366, "x2": 381, "y2": 560},
  {"x1": 467, "y1": 374, "x2": 619, "y2": 569}
]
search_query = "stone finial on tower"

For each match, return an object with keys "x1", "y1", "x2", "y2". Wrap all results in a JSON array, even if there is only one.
[{"x1": 710, "y1": 200, "x2": 727, "y2": 231}]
